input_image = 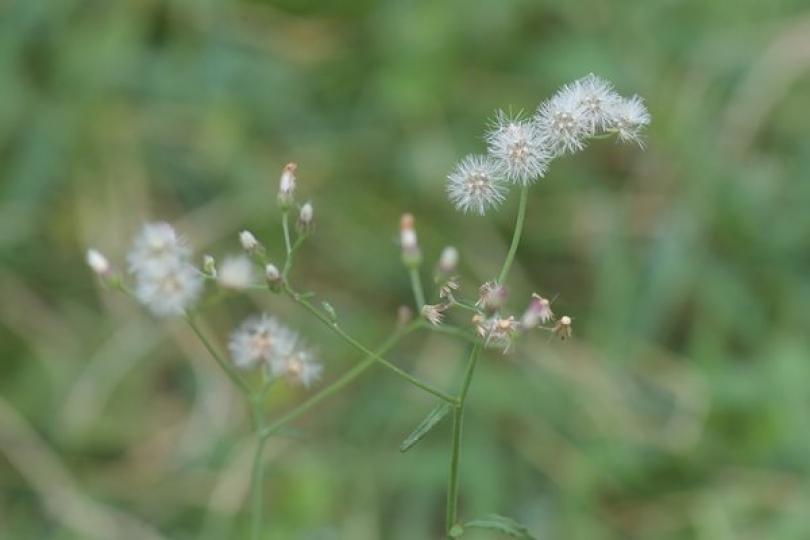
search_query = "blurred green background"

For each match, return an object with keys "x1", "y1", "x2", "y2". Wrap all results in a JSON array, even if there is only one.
[{"x1": 2, "y1": 0, "x2": 810, "y2": 538}]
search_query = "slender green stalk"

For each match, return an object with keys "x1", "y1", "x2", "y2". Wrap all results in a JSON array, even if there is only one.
[
  {"x1": 283, "y1": 285, "x2": 457, "y2": 405},
  {"x1": 260, "y1": 321, "x2": 420, "y2": 439},
  {"x1": 409, "y1": 267, "x2": 426, "y2": 309},
  {"x1": 445, "y1": 344, "x2": 481, "y2": 534},
  {"x1": 282, "y1": 211, "x2": 293, "y2": 258},
  {"x1": 185, "y1": 315, "x2": 251, "y2": 395},
  {"x1": 250, "y1": 399, "x2": 267, "y2": 540},
  {"x1": 496, "y1": 184, "x2": 529, "y2": 285}
]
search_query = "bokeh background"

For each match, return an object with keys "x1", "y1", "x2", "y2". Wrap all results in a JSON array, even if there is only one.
[{"x1": 2, "y1": 0, "x2": 810, "y2": 538}]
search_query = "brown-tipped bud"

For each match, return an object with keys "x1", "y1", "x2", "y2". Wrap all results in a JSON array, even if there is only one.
[
  {"x1": 521, "y1": 293, "x2": 554, "y2": 329},
  {"x1": 436, "y1": 246, "x2": 459, "y2": 277},
  {"x1": 397, "y1": 305, "x2": 413, "y2": 327},
  {"x1": 297, "y1": 201, "x2": 314, "y2": 234},
  {"x1": 553, "y1": 315, "x2": 573, "y2": 340},
  {"x1": 476, "y1": 280, "x2": 507, "y2": 312},
  {"x1": 265, "y1": 263, "x2": 282, "y2": 291},
  {"x1": 278, "y1": 162, "x2": 298, "y2": 210},
  {"x1": 400, "y1": 213, "x2": 422, "y2": 267}
]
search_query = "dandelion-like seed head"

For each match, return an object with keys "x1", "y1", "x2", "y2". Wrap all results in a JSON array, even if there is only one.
[
  {"x1": 270, "y1": 346, "x2": 322, "y2": 388},
  {"x1": 536, "y1": 84, "x2": 591, "y2": 156},
  {"x1": 486, "y1": 111, "x2": 550, "y2": 184},
  {"x1": 609, "y1": 95, "x2": 651, "y2": 146},
  {"x1": 127, "y1": 222, "x2": 190, "y2": 275},
  {"x1": 446, "y1": 155, "x2": 507, "y2": 216},
  {"x1": 228, "y1": 314, "x2": 295, "y2": 370},
  {"x1": 134, "y1": 261, "x2": 203, "y2": 317},
  {"x1": 217, "y1": 255, "x2": 255, "y2": 290},
  {"x1": 573, "y1": 73, "x2": 622, "y2": 134}
]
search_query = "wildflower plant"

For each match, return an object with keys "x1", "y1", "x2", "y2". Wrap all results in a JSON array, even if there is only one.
[{"x1": 87, "y1": 73, "x2": 649, "y2": 538}]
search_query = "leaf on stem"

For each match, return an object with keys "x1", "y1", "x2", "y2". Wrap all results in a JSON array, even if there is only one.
[
  {"x1": 399, "y1": 402, "x2": 452, "y2": 453},
  {"x1": 464, "y1": 514, "x2": 536, "y2": 539}
]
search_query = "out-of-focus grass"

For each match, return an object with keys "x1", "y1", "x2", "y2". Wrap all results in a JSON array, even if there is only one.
[{"x1": 2, "y1": 0, "x2": 810, "y2": 538}]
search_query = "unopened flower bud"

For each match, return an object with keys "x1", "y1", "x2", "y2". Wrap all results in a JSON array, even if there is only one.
[
  {"x1": 297, "y1": 201, "x2": 314, "y2": 234},
  {"x1": 521, "y1": 293, "x2": 554, "y2": 329},
  {"x1": 265, "y1": 263, "x2": 282, "y2": 290},
  {"x1": 476, "y1": 280, "x2": 507, "y2": 311},
  {"x1": 239, "y1": 230, "x2": 259, "y2": 252},
  {"x1": 278, "y1": 162, "x2": 298, "y2": 210},
  {"x1": 553, "y1": 315, "x2": 573, "y2": 340},
  {"x1": 437, "y1": 246, "x2": 459, "y2": 276},
  {"x1": 400, "y1": 213, "x2": 422, "y2": 267},
  {"x1": 203, "y1": 255, "x2": 217, "y2": 277},
  {"x1": 86, "y1": 248, "x2": 110, "y2": 276}
]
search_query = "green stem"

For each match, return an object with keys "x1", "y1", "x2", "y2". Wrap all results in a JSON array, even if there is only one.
[
  {"x1": 284, "y1": 285, "x2": 457, "y2": 405},
  {"x1": 409, "y1": 267, "x2": 426, "y2": 310},
  {"x1": 260, "y1": 321, "x2": 420, "y2": 439},
  {"x1": 282, "y1": 211, "x2": 293, "y2": 258},
  {"x1": 186, "y1": 315, "x2": 251, "y2": 395},
  {"x1": 250, "y1": 399, "x2": 267, "y2": 540},
  {"x1": 445, "y1": 344, "x2": 481, "y2": 534},
  {"x1": 496, "y1": 184, "x2": 529, "y2": 285}
]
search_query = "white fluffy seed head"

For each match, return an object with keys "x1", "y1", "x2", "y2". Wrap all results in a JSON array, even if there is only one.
[
  {"x1": 446, "y1": 154, "x2": 507, "y2": 215},
  {"x1": 239, "y1": 230, "x2": 258, "y2": 252},
  {"x1": 535, "y1": 83, "x2": 591, "y2": 156},
  {"x1": 269, "y1": 346, "x2": 322, "y2": 388},
  {"x1": 133, "y1": 261, "x2": 203, "y2": 317},
  {"x1": 127, "y1": 222, "x2": 190, "y2": 276},
  {"x1": 86, "y1": 249, "x2": 110, "y2": 275},
  {"x1": 608, "y1": 95, "x2": 651, "y2": 146},
  {"x1": 486, "y1": 111, "x2": 550, "y2": 184},
  {"x1": 228, "y1": 314, "x2": 295, "y2": 370},
  {"x1": 217, "y1": 255, "x2": 255, "y2": 290},
  {"x1": 572, "y1": 73, "x2": 623, "y2": 134}
]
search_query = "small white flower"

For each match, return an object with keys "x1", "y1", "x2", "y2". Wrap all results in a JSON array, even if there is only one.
[
  {"x1": 486, "y1": 111, "x2": 550, "y2": 184},
  {"x1": 572, "y1": 73, "x2": 622, "y2": 134},
  {"x1": 446, "y1": 155, "x2": 507, "y2": 215},
  {"x1": 228, "y1": 314, "x2": 295, "y2": 370},
  {"x1": 269, "y1": 346, "x2": 322, "y2": 388},
  {"x1": 400, "y1": 213, "x2": 421, "y2": 266},
  {"x1": 608, "y1": 95, "x2": 651, "y2": 146},
  {"x1": 278, "y1": 162, "x2": 298, "y2": 208},
  {"x1": 239, "y1": 230, "x2": 259, "y2": 252},
  {"x1": 134, "y1": 261, "x2": 203, "y2": 317},
  {"x1": 127, "y1": 222, "x2": 190, "y2": 275},
  {"x1": 265, "y1": 263, "x2": 281, "y2": 285},
  {"x1": 217, "y1": 255, "x2": 255, "y2": 290},
  {"x1": 299, "y1": 202, "x2": 313, "y2": 225},
  {"x1": 536, "y1": 84, "x2": 590, "y2": 156},
  {"x1": 86, "y1": 249, "x2": 110, "y2": 276}
]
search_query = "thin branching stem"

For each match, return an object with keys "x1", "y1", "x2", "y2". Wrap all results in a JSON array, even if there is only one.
[
  {"x1": 497, "y1": 183, "x2": 529, "y2": 285},
  {"x1": 445, "y1": 344, "x2": 480, "y2": 533},
  {"x1": 283, "y1": 284, "x2": 458, "y2": 405},
  {"x1": 260, "y1": 320, "x2": 421, "y2": 439},
  {"x1": 409, "y1": 267, "x2": 426, "y2": 310},
  {"x1": 249, "y1": 398, "x2": 267, "y2": 540}
]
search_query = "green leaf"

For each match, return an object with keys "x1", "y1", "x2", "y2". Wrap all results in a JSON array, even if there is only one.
[
  {"x1": 464, "y1": 514, "x2": 536, "y2": 539},
  {"x1": 399, "y1": 402, "x2": 452, "y2": 452}
]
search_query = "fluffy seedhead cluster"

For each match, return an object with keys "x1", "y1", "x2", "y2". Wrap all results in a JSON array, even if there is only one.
[
  {"x1": 87, "y1": 75, "x2": 649, "y2": 538},
  {"x1": 447, "y1": 73, "x2": 650, "y2": 215}
]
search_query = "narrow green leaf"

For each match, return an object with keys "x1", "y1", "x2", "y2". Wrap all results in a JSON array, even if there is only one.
[
  {"x1": 464, "y1": 514, "x2": 536, "y2": 539},
  {"x1": 399, "y1": 402, "x2": 452, "y2": 452}
]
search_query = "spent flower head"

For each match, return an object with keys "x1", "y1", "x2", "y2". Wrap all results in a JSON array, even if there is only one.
[
  {"x1": 536, "y1": 84, "x2": 591, "y2": 156},
  {"x1": 571, "y1": 73, "x2": 623, "y2": 134},
  {"x1": 486, "y1": 111, "x2": 550, "y2": 184},
  {"x1": 473, "y1": 314, "x2": 521, "y2": 353},
  {"x1": 446, "y1": 154, "x2": 507, "y2": 216},
  {"x1": 521, "y1": 293, "x2": 554, "y2": 329}
]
